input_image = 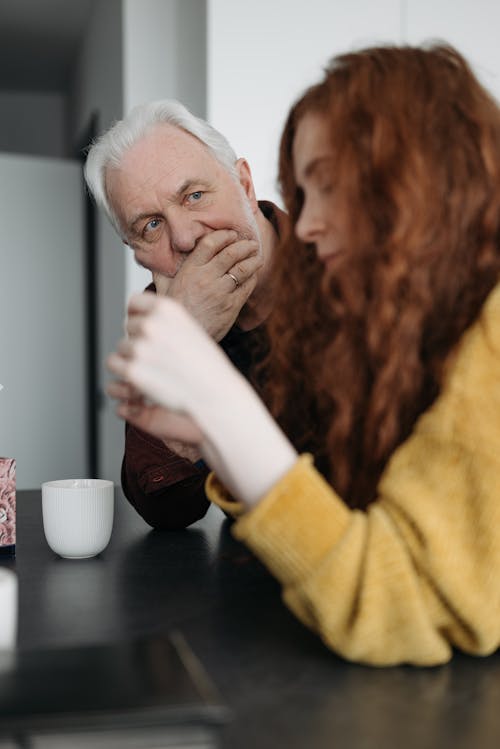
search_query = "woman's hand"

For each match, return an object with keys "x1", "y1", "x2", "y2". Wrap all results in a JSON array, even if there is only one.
[
  {"x1": 107, "y1": 379, "x2": 204, "y2": 461},
  {"x1": 107, "y1": 292, "x2": 232, "y2": 418},
  {"x1": 107, "y1": 293, "x2": 298, "y2": 507}
]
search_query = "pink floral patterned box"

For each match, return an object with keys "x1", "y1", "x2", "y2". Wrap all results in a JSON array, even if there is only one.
[{"x1": 0, "y1": 457, "x2": 15, "y2": 556}]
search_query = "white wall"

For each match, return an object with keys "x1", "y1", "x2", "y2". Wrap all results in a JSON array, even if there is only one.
[
  {"x1": 0, "y1": 154, "x2": 85, "y2": 489},
  {"x1": 0, "y1": 91, "x2": 67, "y2": 157},
  {"x1": 207, "y1": 0, "x2": 402, "y2": 205},
  {"x1": 70, "y1": 0, "x2": 126, "y2": 484},
  {"x1": 123, "y1": 0, "x2": 206, "y2": 115},
  {"x1": 207, "y1": 0, "x2": 500, "y2": 206},
  {"x1": 123, "y1": 0, "x2": 207, "y2": 298},
  {"x1": 405, "y1": 0, "x2": 500, "y2": 100}
]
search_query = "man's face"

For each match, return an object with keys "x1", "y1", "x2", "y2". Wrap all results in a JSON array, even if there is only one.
[{"x1": 105, "y1": 123, "x2": 260, "y2": 278}]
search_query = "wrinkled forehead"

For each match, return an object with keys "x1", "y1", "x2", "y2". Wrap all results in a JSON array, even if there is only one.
[
  {"x1": 104, "y1": 123, "x2": 228, "y2": 209},
  {"x1": 118, "y1": 122, "x2": 217, "y2": 177}
]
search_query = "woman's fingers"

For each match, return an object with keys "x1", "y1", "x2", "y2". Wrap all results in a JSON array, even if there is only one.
[
  {"x1": 107, "y1": 334, "x2": 144, "y2": 376},
  {"x1": 107, "y1": 352, "x2": 129, "y2": 380},
  {"x1": 127, "y1": 290, "x2": 157, "y2": 314},
  {"x1": 125, "y1": 296, "x2": 174, "y2": 339},
  {"x1": 107, "y1": 379, "x2": 142, "y2": 402},
  {"x1": 108, "y1": 294, "x2": 225, "y2": 415},
  {"x1": 116, "y1": 400, "x2": 203, "y2": 444}
]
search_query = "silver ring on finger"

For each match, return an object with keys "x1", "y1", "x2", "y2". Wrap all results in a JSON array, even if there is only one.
[{"x1": 227, "y1": 271, "x2": 240, "y2": 290}]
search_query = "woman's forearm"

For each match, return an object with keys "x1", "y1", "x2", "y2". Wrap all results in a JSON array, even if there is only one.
[{"x1": 196, "y1": 369, "x2": 298, "y2": 507}]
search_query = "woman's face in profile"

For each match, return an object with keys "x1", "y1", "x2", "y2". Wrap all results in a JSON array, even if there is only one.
[{"x1": 292, "y1": 112, "x2": 344, "y2": 265}]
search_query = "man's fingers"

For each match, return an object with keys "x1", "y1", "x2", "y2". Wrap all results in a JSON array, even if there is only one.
[
  {"x1": 225, "y1": 252, "x2": 263, "y2": 289},
  {"x1": 153, "y1": 272, "x2": 172, "y2": 296},
  {"x1": 182, "y1": 231, "x2": 259, "y2": 269},
  {"x1": 186, "y1": 229, "x2": 239, "y2": 264},
  {"x1": 212, "y1": 237, "x2": 260, "y2": 274},
  {"x1": 230, "y1": 272, "x2": 258, "y2": 299}
]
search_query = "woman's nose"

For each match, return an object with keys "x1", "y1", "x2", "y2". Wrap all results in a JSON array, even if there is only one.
[{"x1": 295, "y1": 201, "x2": 324, "y2": 243}]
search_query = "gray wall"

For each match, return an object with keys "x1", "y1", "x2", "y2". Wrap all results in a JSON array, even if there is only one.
[
  {"x1": 0, "y1": 153, "x2": 86, "y2": 488},
  {"x1": 123, "y1": 0, "x2": 207, "y2": 298},
  {"x1": 0, "y1": 91, "x2": 67, "y2": 157},
  {"x1": 123, "y1": 0, "x2": 206, "y2": 116},
  {"x1": 69, "y1": 0, "x2": 126, "y2": 484}
]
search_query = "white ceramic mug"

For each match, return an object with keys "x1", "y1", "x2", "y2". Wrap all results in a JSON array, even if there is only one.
[
  {"x1": 0, "y1": 567, "x2": 17, "y2": 651},
  {"x1": 41, "y1": 479, "x2": 114, "y2": 559}
]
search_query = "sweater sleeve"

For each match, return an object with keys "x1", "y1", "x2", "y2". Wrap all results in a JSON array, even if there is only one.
[{"x1": 207, "y1": 289, "x2": 500, "y2": 666}]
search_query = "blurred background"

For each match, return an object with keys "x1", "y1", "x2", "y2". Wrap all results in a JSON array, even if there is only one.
[{"x1": 0, "y1": 0, "x2": 499, "y2": 489}]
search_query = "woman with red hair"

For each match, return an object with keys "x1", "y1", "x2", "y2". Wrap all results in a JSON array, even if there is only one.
[{"x1": 108, "y1": 44, "x2": 500, "y2": 666}]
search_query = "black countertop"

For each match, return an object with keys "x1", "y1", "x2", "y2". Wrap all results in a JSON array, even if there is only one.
[{"x1": 3, "y1": 489, "x2": 500, "y2": 748}]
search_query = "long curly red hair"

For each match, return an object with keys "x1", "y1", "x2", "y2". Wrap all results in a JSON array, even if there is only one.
[{"x1": 263, "y1": 44, "x2": 500, "y2": 509}]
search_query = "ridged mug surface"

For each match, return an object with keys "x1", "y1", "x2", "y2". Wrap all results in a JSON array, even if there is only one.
[{"x1": 42, "y1": 479, "x2": 114, "y2": 559}]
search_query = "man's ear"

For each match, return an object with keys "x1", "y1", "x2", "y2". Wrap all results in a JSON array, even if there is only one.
[{"x1": 236, "y1": 158, "x2": 259, "y2": 214}]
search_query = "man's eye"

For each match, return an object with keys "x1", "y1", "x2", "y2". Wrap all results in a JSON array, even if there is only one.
[
  {"x1": 186, "y1": 191, "x2": 203, "y2": 203},
  {"x1": 144, "y1": 218, "x2": 161, "y2": 233}
]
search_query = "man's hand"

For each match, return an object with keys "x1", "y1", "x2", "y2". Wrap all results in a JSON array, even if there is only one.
[{"x1": 153, "y1": 229, "x2": 262, "y2": 341}]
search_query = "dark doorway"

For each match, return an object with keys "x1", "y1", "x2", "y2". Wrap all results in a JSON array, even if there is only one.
[{"x1": 76, "y1": 113, "x2": 99, "y2": 478}]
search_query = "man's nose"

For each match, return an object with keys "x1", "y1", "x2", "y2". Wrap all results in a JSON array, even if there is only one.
[{"x1": 167, "y1": 208, "x2": 206, "y2": 254}]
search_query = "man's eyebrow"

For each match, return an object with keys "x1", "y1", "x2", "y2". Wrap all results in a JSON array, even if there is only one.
[
  {"x1": 174, "y1": 179, "x2": 199, "y2": 198},
  {"x1": 129, "y1": 179, "x2": 210, "y2": 231}
]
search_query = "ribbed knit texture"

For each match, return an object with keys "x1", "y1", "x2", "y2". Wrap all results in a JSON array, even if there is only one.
[{"x1": 206, "y1": 282, "x2": 500, "y2": 666}]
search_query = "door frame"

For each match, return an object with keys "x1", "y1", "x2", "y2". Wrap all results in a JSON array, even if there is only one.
[{"x1": 76, "y1": 113, "x2": 99, "y2": 478}]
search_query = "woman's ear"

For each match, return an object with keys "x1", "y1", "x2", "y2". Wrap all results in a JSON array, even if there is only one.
[{"x1": 236, "y1": 158, "x2": 259, "y2": 213}]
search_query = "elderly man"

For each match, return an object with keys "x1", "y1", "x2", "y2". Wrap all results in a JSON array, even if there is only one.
[{"x1": 85, "y1": 100, "x2": 287, "y2": 528}]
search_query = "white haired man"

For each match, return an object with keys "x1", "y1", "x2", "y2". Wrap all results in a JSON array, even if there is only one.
[{"x1": 85, "y1": 100, "x2": 287, "y2": 528}]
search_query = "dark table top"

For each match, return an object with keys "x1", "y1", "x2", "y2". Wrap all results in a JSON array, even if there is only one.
[{"x1": 3, "y1": 489, "x2": 500, "y2": 749}]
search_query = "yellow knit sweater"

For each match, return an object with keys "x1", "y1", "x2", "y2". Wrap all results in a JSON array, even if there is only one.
[{"x1": 206, "y1": 282, "x2": 500, "y2": 667}]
